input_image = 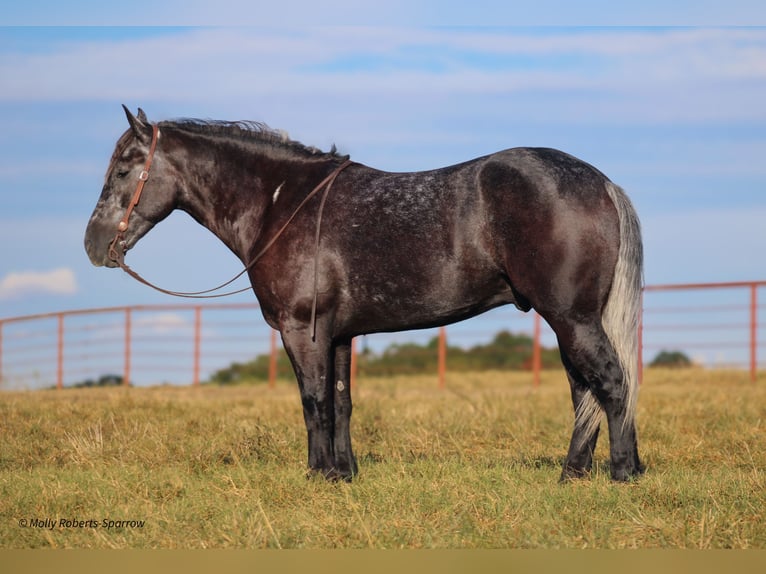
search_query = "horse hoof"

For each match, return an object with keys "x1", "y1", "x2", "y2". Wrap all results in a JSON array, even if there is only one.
[
  {"x1": 559, "y1": 465, "x2": 591, "y2": 482},
  {"x1": 306, "y1": 467, "x2": 355, "y2": 483},
  {"x1": 610, "y1": 464, "x2": 645, "y2": 482}
]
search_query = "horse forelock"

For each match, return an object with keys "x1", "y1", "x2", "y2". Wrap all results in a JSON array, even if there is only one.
[
  {"x1": 103, "y1": 129, "x2": 141, "y2": 183},
  {"x1": 158, "y1": 118, "x2": 344, "y2": 161}
]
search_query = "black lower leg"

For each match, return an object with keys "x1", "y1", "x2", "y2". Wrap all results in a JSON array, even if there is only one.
[
  {"x1": 553, "y1": 321, "x2": 642, "y2": 482},
  {"x1": 331, "y1": 339, "x2": 357, "y2": 480}
]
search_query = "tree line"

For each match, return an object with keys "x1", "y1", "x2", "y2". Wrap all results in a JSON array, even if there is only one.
[
  {"x1": 206, "y1": 330, "x2": 563, "y2": 384},
  {"x1": 64, "y1": 331, "x2": 692, "y2": 388}
]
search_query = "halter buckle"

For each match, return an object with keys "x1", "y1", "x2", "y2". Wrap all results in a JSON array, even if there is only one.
[{"x1": 138, "y1": 170, "x2": 150, "y2": 181}]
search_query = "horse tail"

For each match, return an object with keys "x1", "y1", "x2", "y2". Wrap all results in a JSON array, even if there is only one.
[{"x1": 575, "y1": 181, "x2": 644, "y2": 441}]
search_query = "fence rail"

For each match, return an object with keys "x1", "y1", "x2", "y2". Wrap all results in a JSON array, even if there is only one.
[
  {"x1": 1, "y1": 280, "x2": 764, "y2": 390},
  {"x1": 640, "y1": 280, "x2": 765, "y2": 382}
]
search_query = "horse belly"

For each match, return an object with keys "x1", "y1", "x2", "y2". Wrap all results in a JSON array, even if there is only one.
[
  {"x1": 343, "y1": 263, "x2": 516, "y2": 335},
  {"x1": 331, "y1": 163, "x2": 517, "y2": 334}
]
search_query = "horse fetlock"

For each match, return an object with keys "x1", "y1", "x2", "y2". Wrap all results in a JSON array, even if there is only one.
[{"x1": 609, "y1": 452, "x2": 645, "y2": 482}]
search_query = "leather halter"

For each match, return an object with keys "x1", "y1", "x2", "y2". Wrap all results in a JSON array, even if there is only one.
[
  {"x1": 108, "y1": 124, "x2": 161, "y2": 264},
  {"x1": 106, "y1": 123, "x2": 352, "y2": 335}
]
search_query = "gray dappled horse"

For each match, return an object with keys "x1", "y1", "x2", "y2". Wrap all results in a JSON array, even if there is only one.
[{"x1": 85, "y1": 107, "x2": 644, "y2": 482}]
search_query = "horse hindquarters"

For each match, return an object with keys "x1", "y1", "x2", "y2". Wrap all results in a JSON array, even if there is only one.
[
  {"x1": 480, "y1": 154, "x2": 644, "y2": 481},
  {"x1": 550, "y1": 182, "x2": 644, "y2": 481}
]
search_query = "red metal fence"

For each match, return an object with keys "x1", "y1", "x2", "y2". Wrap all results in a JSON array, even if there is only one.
[
  {"x1": 640, "y1": 280, "x2": 765, "y2": 382},
  {"x1": 0, "y1": 303, "x2": 267, "y2": 390},
  {"x1": 1, "y1": 280, "x2": 763, "y2": 390}
]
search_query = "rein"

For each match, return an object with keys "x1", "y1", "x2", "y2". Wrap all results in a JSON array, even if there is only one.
[{"x1": 107, "y1": 123, "x2": 352, "y2": 334}]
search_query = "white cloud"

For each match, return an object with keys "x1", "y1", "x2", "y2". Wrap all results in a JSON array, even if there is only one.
[
  {"x1": 2, "y1": 27, "x2": 765, "y2": 124},
  {"x1": 0, "y1": 268, "x2": 78, "y2": 299},
  {"x1": 135, "y1": 312, "x2": 189, "y2": 334}
]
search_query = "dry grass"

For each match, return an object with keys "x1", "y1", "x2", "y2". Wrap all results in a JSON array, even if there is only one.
[{"x1": 1, "y1": 368, "x2": 764, "y2": 548}]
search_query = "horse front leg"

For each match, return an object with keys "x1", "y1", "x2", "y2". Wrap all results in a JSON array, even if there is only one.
[
  {"x1": 332, "y1": 338, "x2": 358, "y2": 479},
  {"x1": 281, "y1": 328, "x2": 339, "y2": 479}
]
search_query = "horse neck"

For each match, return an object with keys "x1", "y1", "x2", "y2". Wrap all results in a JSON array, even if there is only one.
[{"x1": 168, "y1": 130, "x2": 331, "y2": 261}]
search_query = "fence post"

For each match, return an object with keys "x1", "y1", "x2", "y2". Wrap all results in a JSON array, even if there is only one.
[
  {"x1": 57, "y1": 313, "x2": 64, "y2": 390},
  {"x1": 751, "y1": 283, "x2": 758, "y2": 382},
  {"x1": 533, "y1": 312, "x2": 541, "y2": 387},
  {"x1": 193, "y1": 306, "x2": 202, "y2": 386},
  {"x1": 438, "y1": 326, "x2": 447, "y2": 389},
  {"x1": 269, "y1": 329, "x2": 278, "y2": 389},
  {"x1": 124, "y1": 308, "x2": 132, "y2": 387}
]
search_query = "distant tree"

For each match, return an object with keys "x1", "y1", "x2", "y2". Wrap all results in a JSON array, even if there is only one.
[
  {"x1": 458, "y1": 330, "x2": 560, "y2": 371},
  {"x1": 206, "y1": 330, "x2": 561, "y2": 384},
  {"x1": 207, "y1": 351, "x2": 292, "y2": 384},
  {"x1": 650, "y1": 350, "x2": 692, "y2": 368},
  {"x1": 357, "y1": 339, "x2": 441, "y2": 376},
  {"x1": 70, "y1": 374, "x2": 127, "y2": 388}
]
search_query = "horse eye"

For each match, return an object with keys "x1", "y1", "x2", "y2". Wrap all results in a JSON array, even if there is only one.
[{"x1": 116, "y1": 170, "x2": 129, "y2": 179}]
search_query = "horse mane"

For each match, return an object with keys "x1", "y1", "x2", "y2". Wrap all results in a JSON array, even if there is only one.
[{"x1": 159, "y1": 118, "x2": 345, "y2": 161}]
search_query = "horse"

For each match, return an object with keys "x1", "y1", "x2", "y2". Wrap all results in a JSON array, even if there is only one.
[{"x1": 85, "y1": 106, "x2": 644, "y2": 482}]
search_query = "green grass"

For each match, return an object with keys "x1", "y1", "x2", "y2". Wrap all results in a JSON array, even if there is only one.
[{"x1": 1, "y1": 369, "x2": 764, "y2": 548}]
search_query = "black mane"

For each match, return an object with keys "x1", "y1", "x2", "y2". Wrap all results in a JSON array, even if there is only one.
[{"x1": 160, "y1": 118, "x2": 344, "y2": 160}]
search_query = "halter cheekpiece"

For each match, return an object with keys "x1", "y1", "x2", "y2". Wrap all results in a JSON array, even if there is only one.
[{"x1": 108, "y1": 124, "x2": 161, "y2": 261}]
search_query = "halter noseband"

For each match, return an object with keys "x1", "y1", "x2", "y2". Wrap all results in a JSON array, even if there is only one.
[{"x1": 108, "y1": 124, "x2": 161, "y2": 263}]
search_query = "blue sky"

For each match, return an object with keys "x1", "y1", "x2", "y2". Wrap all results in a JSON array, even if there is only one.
[{"x1": 1, "y1": 3, "x2": 766, "y2": 336}]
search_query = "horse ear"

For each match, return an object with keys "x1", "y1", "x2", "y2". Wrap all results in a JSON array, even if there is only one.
[{"x1": 122, "y1": 104, "x2": 150, "y2": 143}]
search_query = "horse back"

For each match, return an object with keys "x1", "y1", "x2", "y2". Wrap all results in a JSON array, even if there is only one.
[{"x1": 257, "y1": 147, "x2": 621, "y2": 336}]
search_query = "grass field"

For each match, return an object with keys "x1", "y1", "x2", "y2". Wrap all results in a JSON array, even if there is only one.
[{"x1": 1, "y1": 368, "x2": 764, "y2": 549}]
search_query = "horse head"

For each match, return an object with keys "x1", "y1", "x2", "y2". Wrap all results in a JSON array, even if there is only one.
[{"x1": 84, "y1": 106, "x2": 179, "y2": 267}]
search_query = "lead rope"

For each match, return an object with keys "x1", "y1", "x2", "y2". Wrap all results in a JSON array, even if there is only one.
[
  {"x1": 309, "y1": 162, "x2": 344, "y2": 341},
  {"x1": 109, "y1": 151, "x2": 352, "y2": 336}
]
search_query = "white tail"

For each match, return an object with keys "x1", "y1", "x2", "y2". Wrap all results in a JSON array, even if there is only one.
[{"x1": 575, "y1": 182, "x2": 643, "y2": 442}]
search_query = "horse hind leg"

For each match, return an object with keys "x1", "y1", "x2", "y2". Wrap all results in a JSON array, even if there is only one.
[
  {"x1": 551, "y1": 317, "x2": 643, "y2": 482},
  {"x1": 559, "y1": 350, "x2": 603, "y2": 480}
]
